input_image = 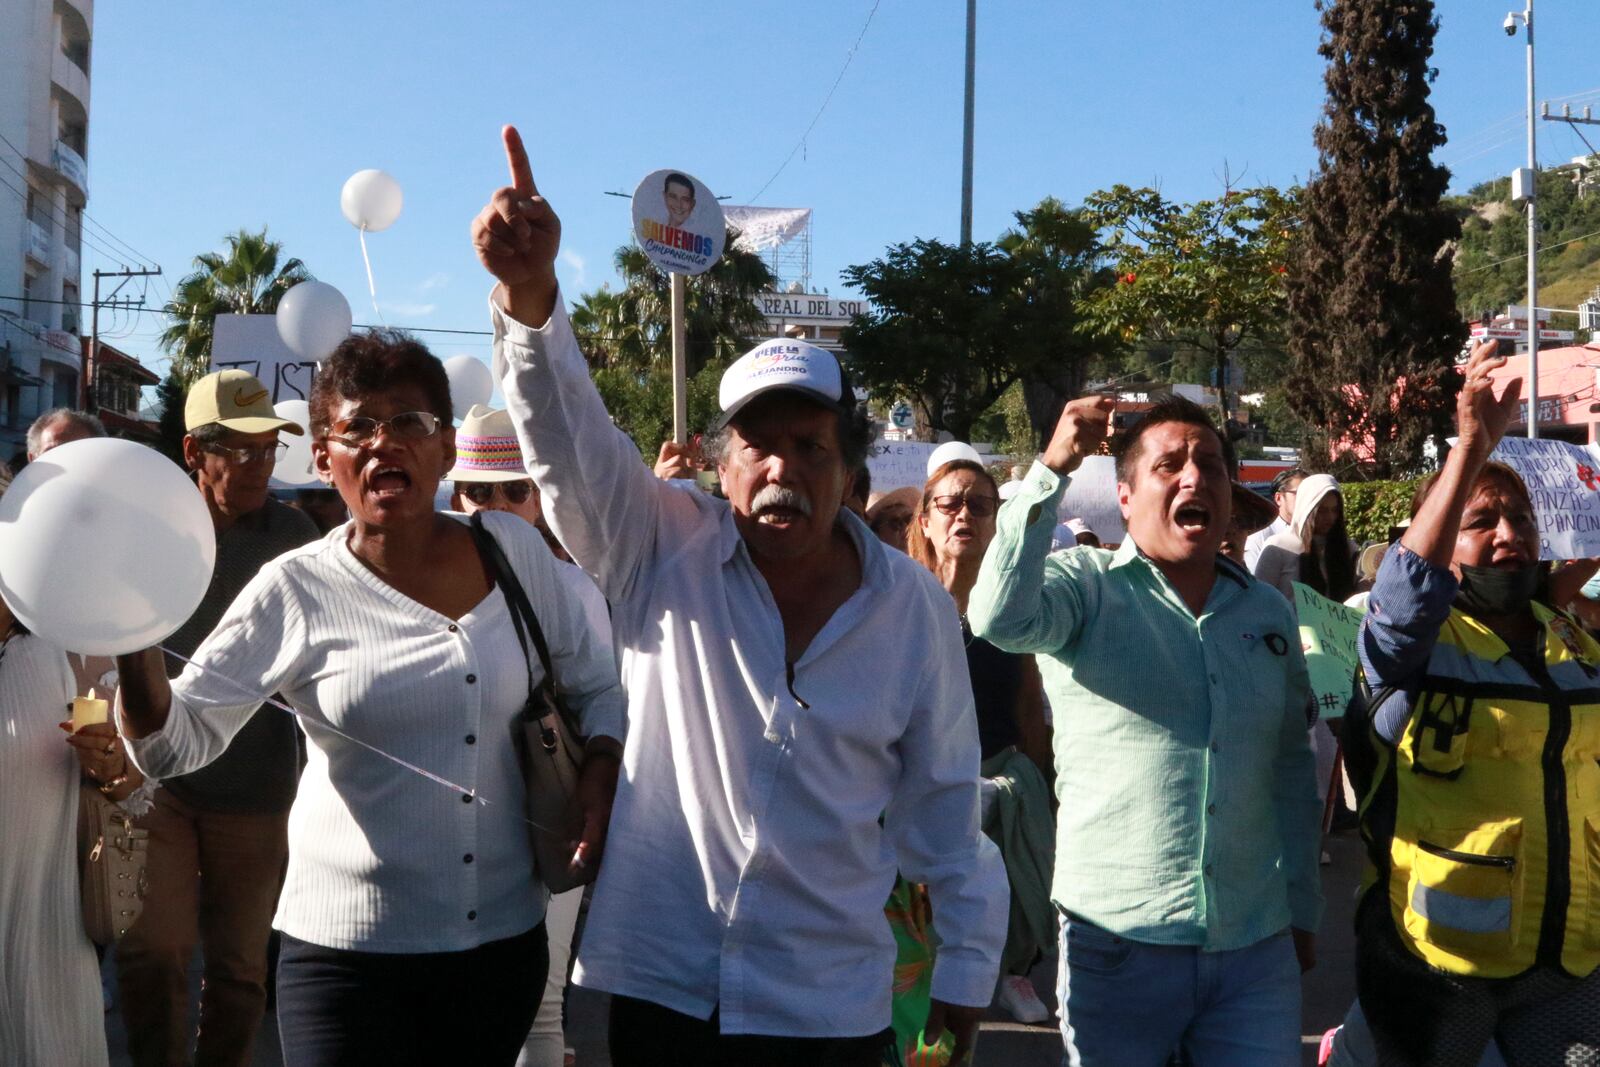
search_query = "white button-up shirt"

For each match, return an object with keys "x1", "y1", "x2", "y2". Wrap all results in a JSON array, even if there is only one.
[
  {"x1": 124, "y1": 512, "x2": 626, "y2": 953},
  {"x1": 492, "y1": 293, "x2": 1007, "y2": 1037}
]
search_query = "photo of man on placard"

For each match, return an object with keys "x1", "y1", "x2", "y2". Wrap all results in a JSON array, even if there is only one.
[{"x1": 663, "y1": 172, "x2": 695, "y2": 229}]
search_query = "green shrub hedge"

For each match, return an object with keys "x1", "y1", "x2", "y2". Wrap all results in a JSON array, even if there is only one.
[{"x1": 1341, "y1": 478, "x2": 1421, "y2": 544}]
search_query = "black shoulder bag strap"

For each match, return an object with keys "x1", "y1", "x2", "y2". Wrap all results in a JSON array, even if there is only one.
[{"x1": 468, "y1": 512, "x2": 579, "y2": 737}]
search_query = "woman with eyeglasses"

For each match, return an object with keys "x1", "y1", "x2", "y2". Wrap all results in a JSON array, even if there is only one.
[
  {"x1": 112, "y1": 331, "x2": 628, "y2": 1067},
  {"x1": 890, "y1": 458, "x2": 1056, "y2": 1045}
]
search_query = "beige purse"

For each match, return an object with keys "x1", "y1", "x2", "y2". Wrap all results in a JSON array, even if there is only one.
[{"x1": 77, "y1": 784, "x2": 148, "y2": 945}]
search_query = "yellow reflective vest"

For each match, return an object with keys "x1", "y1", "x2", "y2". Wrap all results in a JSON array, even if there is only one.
[{"x1": 1358, "y1": 602, "x2": 1600, "y2": 978}]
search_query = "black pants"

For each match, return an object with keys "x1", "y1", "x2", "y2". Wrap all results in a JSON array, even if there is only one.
[
  {"x1": 1355, "y1": 890, "x2": 1600, "y2": 1066},
  {"x1": 275, "y1": 923, "x2": 548, "y2": 1067},
  {"x1": 608, "y1": 994, "x2": 898, "y2": 1067}
]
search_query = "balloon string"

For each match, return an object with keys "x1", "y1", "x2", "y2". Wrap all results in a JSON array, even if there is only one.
[
  {"x1": 359, "y1": 227, "x2": 387, "y2": 326},
  {"x1": 156, "y1": 646, "x2": 565, "y2": 836}
]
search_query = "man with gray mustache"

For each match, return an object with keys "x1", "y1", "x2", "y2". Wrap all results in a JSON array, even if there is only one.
[{"x1": 473, "y1": 126, "x2": 1005, "y2": 1067}]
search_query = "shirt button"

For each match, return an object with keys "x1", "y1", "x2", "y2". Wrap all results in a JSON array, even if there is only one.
[
  {"x1": 1207, "y1": 804, "x2": 1217, "y2": 815},
  {"x1": 461, "y1": 794, "x2": 473, "y2": 804},
  {"x1": 448, "y1": 624, "x2": 459, "y2": 633},
  {"x1": 467, "y1": 910, "x2": 477, "y2": 921},
  {"x1": 1204, "y1": 865, "x2": 1215, "y2": 876},
  {"x1": 1209, "y1": 674, "x2": 1218, "y2": 684},
  {"x1": 1211, "y1": 742, "x2": 1220, "y2": 753},
  {"x1": 463, "y1": 854, "x2": 474, "y2": 864},
  {"x1": 466, "y1": 673, "x2": 477, "y2": 684},
  {"x1": 465, "y1": 734, "x2": 476, "y2": 745}
]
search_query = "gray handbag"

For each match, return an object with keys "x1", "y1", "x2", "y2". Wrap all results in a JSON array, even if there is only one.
[{"x1": 77, "y1": 785, "x2": 148, "y2": 944}]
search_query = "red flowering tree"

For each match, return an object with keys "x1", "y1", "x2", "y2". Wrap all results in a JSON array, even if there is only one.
[{"x1": 1082, "y1": 183, "x2": 1299, "y2": 423}]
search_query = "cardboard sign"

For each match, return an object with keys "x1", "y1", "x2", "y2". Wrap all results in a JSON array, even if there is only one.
[
  {"x1": 210, "y1": 314, "x2": 319, "y2": 404},
  {"x1": 1293, "y1": 581, "x2": 1365, "y2": 720},
  {"x1": 1060, "y1": 456, "x2": 1126, "y2": 544},
  {"x1": 1488, "y1": 436, "x2": 1600, "y2": 560},
  {"x1": 867, "y1": 440, "x2": 938, "y2": 491},
  {"x1": 632, "y1": 169, "x2": 726, "y2": 276}
]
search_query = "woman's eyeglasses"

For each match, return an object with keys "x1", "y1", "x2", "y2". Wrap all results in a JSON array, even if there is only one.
[
  {"x1": 930, "y1": 493, "x2": 998, "y2": 518},
  {"x1": 458, "y1": 481, "x2": 535, "y2": 506},
  {"x1": 327, "y1": 411, "x2": 441, "y2": 446}
]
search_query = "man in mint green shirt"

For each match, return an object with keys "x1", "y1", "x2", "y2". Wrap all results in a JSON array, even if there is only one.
[{"x1": 969, "y1": 395, "x2": 1322, "y2": 1067}]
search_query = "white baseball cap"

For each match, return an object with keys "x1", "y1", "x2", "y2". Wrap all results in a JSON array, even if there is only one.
[
  {"x1": 717, "y1": 338, "x2": 851, "y2": 428},
  {"x1": 926, "y1": 440, "x2": 983, "y2": 477}
]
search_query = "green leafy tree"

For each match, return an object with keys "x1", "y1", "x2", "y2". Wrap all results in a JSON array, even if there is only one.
[
  {"x1": 1285, "y1": 0, "x2": 1465, "y2": 478},
  {"x1": 158, "y1": 228, "x2": 312, "y2": 384},
  {"x1": 842, "y1": 212, "x2": 1113, "y2": 445},
  {"x1": 569, "y1": 227, "x2": 776, "y2": 456},
  {"x1": 996, "y1": 198, "x2": 1120, "y2": 447},
  {"x1": 1082, "y1": 183, "x2": 1298, "y2": 424}
]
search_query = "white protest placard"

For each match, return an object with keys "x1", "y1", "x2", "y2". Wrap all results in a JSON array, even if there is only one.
[
  {"x1": 210, "y1": 314, "x2": 319, "y2": 404},
  {"x1": 1061, "y1": 455, "x2": 1126, "y2": 543},
  {"x1": 1488, "y1": 436, "x2": 1600, "y2": 560},
  {"x1": 867, "y1": 440, "x2": 938, "y2": 491},
  {"x1": 631, "y1": 169, "x2": 726, "y2": 276}
]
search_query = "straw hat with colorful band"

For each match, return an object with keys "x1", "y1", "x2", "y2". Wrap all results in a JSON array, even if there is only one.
[
  {"x1": 446, "y1": 405, "x2": 530, "y2": 483},
  {"x1": 184, "y1": 369, "x2": 305, "y2": 435}
]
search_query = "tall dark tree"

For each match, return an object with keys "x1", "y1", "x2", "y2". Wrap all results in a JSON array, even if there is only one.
[{"x1": 1285, "y1": 0, "x2": 1466, "y2": 478}]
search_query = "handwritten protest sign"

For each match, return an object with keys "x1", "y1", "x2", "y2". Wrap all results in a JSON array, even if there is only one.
[
  {"x1": 1061, "y1": 456, "x2": 1126, "y2": 543},
  {"x1": 1293, "y1": 581, "x2": 1364, "y2": 720},
  {"x1": 867, "y1": 440, "x2": 938, "y2": 491},
  {"x1": 210, "y1": 314, "x2": 319, "y2": 404},
  {"x1": 1488, "y1": 436, "x2": 1600, "y2": 560}
]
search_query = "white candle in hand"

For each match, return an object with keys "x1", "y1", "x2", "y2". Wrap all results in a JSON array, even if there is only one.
[{"x1": 70, "y1": 688, "x2": 109, "y2": 732}]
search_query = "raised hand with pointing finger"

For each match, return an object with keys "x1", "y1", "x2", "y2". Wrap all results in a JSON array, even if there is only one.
[{"x1": 472, "y1": 125, "x2": 561, "y2": 326}]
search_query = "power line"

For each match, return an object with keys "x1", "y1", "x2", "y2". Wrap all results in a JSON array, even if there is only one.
[
  {"x1": 0, "y1": 128, "x2": 159, "y2": 267},
  {"x1": 1457, "y1": 225, "x2": 1600, "y2": 275},
  {"x1": 0, "y1": 168, "x2": 147, "y2": 268},
  {"x1": 747, "y1": 0, "x2": 883, "y2": 204}
]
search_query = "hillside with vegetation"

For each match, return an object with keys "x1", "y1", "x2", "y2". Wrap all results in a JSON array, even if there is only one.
[{"x1": 1451, "y1": 161, "x2": 1600, "y2": 326}]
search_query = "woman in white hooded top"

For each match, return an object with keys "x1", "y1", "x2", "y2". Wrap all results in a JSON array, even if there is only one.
[{"x1": 1252, "y1": 472, "x2": 1358, "y2": 606}]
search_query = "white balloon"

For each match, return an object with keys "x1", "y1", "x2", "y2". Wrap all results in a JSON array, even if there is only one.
[
  {"x1": 0, "y1": 438, "x2": 216, "y2": 655},
  {"x1": 272, "y1": 400, "x2": 319, "y2": 487},
  {"x1": 276, "y1": 281, "x2": 352, "y2": 363},
  {"x1": 443, "y1": 355, "x2": 494, "y2": 421},
  {"x1": 340, "y1": 169, "x2": 404, "y2": 232}
]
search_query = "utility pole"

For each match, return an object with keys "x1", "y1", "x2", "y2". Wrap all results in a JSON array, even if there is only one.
[
  {"x1": 959, "y1": 0, "x2": 976, "y2": 246},
  {"x1": 1505, "y1": 1, "x2": 1536, "y2": 436},
  {"x1": 87, "y1": 266, "x2": 161, "y2": 414}
]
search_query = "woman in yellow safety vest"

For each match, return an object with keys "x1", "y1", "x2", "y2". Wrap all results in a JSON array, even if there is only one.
[{"x1": 1351, "y1": 340, "x2": 1600, "y2": 1066}]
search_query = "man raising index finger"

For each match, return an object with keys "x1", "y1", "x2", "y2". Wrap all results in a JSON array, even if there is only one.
[{"x1": 474, "y1": 129, "x2": 1007, "y2": 1067}]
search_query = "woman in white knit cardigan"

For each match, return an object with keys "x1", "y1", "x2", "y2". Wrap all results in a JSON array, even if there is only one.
[{"x1": 112, "y1": 332, "x2": 627, "y2": 1067}]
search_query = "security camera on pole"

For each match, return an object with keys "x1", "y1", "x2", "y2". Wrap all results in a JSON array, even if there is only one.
[{"x1": 630, "y1": 170, "x2": 726, "y2": 444}]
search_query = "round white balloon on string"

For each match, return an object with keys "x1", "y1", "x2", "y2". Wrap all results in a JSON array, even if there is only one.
[
  {"x1": 271, "y1": 399, "x2": 319, "y2": 487},
  {"x1": 443, "y1": 355, "x2": 494, "y2": 421},
  {"x1": 0, "y1": 438, "x2": 216, "y2": 655},
  {"x1": 340, "y1": 169, "x2": 404, "y2": 232},
  {"x1": 276, "y1": 281, "x2": 352, "y2": 363}
]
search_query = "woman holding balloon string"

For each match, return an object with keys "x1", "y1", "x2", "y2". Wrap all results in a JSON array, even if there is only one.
[{"x1": 112, "y1": 329, "x2": 628, "y2": 1066}]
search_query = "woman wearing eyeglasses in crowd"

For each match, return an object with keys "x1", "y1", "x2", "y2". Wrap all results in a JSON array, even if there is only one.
[
  {"x1": 889, "y1": 458, "x2": 1056, "y2": 1045},
  {"x1": 112, "y1": 331, "x2": 628, "y2": 1067}
]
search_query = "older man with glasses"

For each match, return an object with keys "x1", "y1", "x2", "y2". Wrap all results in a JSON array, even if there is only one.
[{"x1": 115, "y1": 369, "x2": 322, "y2": 1067}]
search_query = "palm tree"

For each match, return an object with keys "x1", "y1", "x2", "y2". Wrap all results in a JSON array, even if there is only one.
[{"x1": 158, "y1": 228, "x2": 311, "y2": 383}]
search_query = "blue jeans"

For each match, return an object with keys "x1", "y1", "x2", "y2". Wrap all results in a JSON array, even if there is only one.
[{"x1": 1056, "y1": 913, "x2": 1301, "y2": 1067}]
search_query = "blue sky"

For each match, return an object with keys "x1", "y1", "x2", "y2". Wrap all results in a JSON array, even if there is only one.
[{"x1": 80, "y1": 0, "x2": 1599, "y2": 379}]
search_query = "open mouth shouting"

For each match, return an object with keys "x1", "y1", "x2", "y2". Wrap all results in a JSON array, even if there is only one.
[
  {"x1": 750, "y1": 485, "x2": 814, "y2": 528},
  {"x1": 367, "y1": 464, "x2": 413, "y2": 501}
]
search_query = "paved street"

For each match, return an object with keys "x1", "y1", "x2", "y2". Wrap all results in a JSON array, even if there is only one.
[{"x1": 106, "y1": 830, "x2": 1364, "y2": 1067}]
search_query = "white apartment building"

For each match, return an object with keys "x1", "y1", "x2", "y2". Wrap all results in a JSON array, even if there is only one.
[{"x1": 0, "y1": 0, "x2": 93, "y2": 464}]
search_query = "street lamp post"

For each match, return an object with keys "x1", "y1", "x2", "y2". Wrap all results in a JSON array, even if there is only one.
[{"x1": 1506, "y1": 1, "x2": 1537, "y2": 438}]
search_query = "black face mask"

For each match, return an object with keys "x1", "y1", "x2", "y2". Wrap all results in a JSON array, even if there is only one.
[{"x1": 1454, "y1": 562, "x2": 1540, "y2": 618}]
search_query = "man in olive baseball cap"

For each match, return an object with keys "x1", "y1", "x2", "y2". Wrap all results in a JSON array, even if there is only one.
[{"x1": 184, "y1": 368, "x2": 306, "y2": 436}]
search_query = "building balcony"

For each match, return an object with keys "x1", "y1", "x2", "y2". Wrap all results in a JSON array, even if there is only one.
[
  {"x1": 52, "y1": 48, "x2": 91, "y2": 113},
  {"x1": 27, "y1": 220, "x2": 52, "y2": 266},
  {"x1": 53, "y1": 140, "x2": 88, "y2": 198},
  {"x1": 56, "y1": 0, "x2": 94, "y2": 30},
  {"x1": 65, "y1": 245, "x2": 80, "y2": 280}
]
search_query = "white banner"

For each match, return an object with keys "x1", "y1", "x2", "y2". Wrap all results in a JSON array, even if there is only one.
[
  {"x1": 867, "y1": 440, "x2": 938, "y2": 492},
  {"x1": 724, "y1": 206, "x2": 812, "y2": 251},
  {"x1": 1060, "y1": 456, "x2": 1126, "y2": 544},
  {"x1": 209, "y1": 314, "x2": 319, "y2": 404},
  {"x1": 1489, "y1": 436, "x2": 1600, "y2": 559}
]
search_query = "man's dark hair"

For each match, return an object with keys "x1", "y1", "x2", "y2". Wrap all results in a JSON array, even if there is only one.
[
  {"x1": 1112, "y1": 395, "x2": 1225, "y2": 483},
  {"x1": 704, "y1": 398, "x2": 873, "y2": 474},
  {"x1": 663, "y1": 173, "x2": 695, "y2": 197},
  {"x1": 1272, "y1": 466, "x2": 1308, "y2": 493},
  {"x1": 187, "y1": 423, "x2": 232, "y2": 447},
  {"x1": 851, "y1": 463, "x2": 871, "y2": 507},
  {"x1": 309, "y1": 329, "x2": 452, "y2": 437}
]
